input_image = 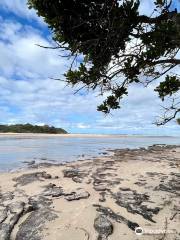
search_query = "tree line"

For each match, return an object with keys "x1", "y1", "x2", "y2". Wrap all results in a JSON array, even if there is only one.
[{"x1": 0, "y1": 124, "x2": 67, "y2": 134}]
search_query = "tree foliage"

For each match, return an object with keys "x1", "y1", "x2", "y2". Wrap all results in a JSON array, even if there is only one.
[
  {"x1": 28, "y1": 0, "x2": 180, "y2": 124},
  {"x1": 0, "y1": 124, "x2": 67, "y2": 134}
]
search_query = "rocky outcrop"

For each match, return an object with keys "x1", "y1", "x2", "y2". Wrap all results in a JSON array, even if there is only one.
[
  {"x1": 13, "y1": 171, "x2": 52, "y2": 186},
  {"x1": 16, "y1": 208, "x2": 57, "y2": 240},
  {"x1": 0, "y1": 202, "x2": 26, "y2": 240},
  {"x1": 155, "y1": 174, "x2": 180, "y2": 195},
  {"x1": 112, "y1": 188, "x2": 160, "y2": 222},
  {"x1": 42, "y1": 184, "x2": 64, "y2": 197},
  {"x1": 42, "y1": 183, "x2": 90, "y2": 201},
  {"x1": 0, "y1": 189, "x2": 57, "y2": 240},
  {"x1": 63, "y1": 168, "x2": 88, "y2": 183},
  {"x1": 94, "y1": 205, "x2": 139, "y2": 231}
]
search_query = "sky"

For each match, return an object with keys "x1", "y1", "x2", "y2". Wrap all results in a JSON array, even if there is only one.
[{"x1": 0, "y1": 0, "x2": 180, "y2": 135}]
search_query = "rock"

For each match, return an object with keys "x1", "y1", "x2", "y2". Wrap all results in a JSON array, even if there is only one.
[
  {"x1": 94, "y1": 215, "x2": 113, "y2": 240},
  {"x1": 43, "y1": 185, "x2": 63, "y2": 198},
  {"x1": 28, "y1": 195, "x2": 53, "y2": 210},
  {"x1": 42, "y1": 171, "x2": 52, "y2": 179},
  {"x1": 94, "y1": 204, "x2": 139, "y2": 232},
  {"x1": 13, "y1": 172, "x2": 52, "y2": 186},
  {"x1": 0, "y1": 208, "x2": 7, "y2": 224},
  {"x1": 31, "y1": 162, "x2": 59, "y2": 168},
  {"x1": 101, "y1": 152, "x2": 108, "y2": 155},
  {"x1": 63, "y1": 168, "x2": 87, "y2": 180},
  {"x1": 94, "y1": 185, "x2": 109, "y2": 192},
  {"x1": 0, "y1": 223, "x2": 10, "y2": 240},
  {"x1": 0, "y1": 201, "x2": 25, "y2": 240},
  {"x1": 155, "y1": 176, "x2": 180, "y2": 195},
  {"x1": 8, "y1": 202, "x2": 25, "y2": 214},
  {"x1": 16, "y1": 208, "x2": 57, "y2": 240},
  {"x1": 85, "y1": 179, "x2": 92, "y2": 184},
  {"x1": 72, "y1": 176, "x2": 83, "y2": 183},
  {"x1": 127, "y1": 221, "x2": 139, "y2": 231},
  {"x1": 23, "y1": 160, "x2": 35, "y2": 166},
  {"x1": 112, "y1": 189, "x2": 160, "y2": 222},
  {"x1": 0, "y1": 192, "x2": 14, "y2": 202},
  {"x1": 65, "y1": 190, "x2": 90, "y2": 201},
  {"x1": 99, "y1": 192, "x2": 106, "y2": 202},
  {"x1": 63, "y1": 169, "x2": 80, "y2": 178}
]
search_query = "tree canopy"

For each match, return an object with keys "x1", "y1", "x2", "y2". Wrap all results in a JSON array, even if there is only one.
[{"x1": 28, "y1": 0, "x2": 180, "y2": 125}]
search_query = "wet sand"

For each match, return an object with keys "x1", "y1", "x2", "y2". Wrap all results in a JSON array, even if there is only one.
[{"x1": 0, "y1": 145, "x2": 179, "y2": 239}]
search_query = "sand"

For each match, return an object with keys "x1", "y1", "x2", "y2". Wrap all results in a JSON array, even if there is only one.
[{"x1": 0, "y1": 145, "x2": 179, "y2": 240}]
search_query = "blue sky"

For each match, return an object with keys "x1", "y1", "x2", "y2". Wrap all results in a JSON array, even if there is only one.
[{"x1": 0, "y1": 0, "x2": 180, "y2": 135}]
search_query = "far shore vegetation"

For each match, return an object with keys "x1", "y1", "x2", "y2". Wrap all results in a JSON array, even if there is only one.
[{"x1": 0, "y1": 124, "x2": 68, "y2": 134}]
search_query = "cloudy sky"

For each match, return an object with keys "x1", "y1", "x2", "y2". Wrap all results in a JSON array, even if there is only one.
[{"x1": 0, "y1": 0, "x2": 180, "y2": 135}]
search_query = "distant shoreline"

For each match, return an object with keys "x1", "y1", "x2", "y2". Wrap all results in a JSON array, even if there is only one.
[{"x1": 0, "y1": 132, "x2": 178, "y2": 138}]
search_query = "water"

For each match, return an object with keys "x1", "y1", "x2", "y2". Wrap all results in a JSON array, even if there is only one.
[{"x1": 0, "y1": 134, "x2": 180, "y2": 172}]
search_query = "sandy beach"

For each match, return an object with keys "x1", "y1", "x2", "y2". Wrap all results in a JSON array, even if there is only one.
[
  {"x1": 0, "y1": 133, "x2": 174, "y2": 138},
  {"x1": 0, "y1": 145, "x2": 179, "y2": 240}
]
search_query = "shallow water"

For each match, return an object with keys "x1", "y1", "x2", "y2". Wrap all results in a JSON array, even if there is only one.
[{"x1": 0, "y1": 134, "x2": 180, "y2": 172}]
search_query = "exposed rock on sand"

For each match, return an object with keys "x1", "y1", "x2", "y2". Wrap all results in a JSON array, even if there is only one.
[
  {"x1": 16, "y1": 208, "x2": 57, "y2": 240},
  {"x1": 0, "y1": 145, "x2": 179, "y2": 239},
  {"x1": 112, "y1": 188, "x2": 160, "y2": 222},
  {"x1": 94, "y1": 215, "x2": 113, "y2": 240},
  {"x1": 13, "y1": 171, "x2": 52, "y2": 186},
  {"x1": 65, "y1": 190, "x2": 90, "y2": 201},
  {"x1": 94, "y1": 204, "x2": 139, "y2": 231}
]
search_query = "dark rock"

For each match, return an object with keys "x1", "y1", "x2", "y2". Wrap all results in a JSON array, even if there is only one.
[
  {"x1": 72, "y1": 176, "x2": 83, "y2": 183},
  {"x1": 112, "y1": 189, "x2": 160, "y2": 222},
  {"x1": 63, "y1": 169, "x2": 80, "y2": 178},
  {"x1": 42, "y1": 183, "x2": 90, "y2": 201},
  {"x1": 41, "y1": 171, "x2": 52, "y2": 179},
  {"x1": 16, "y1": 208, "x2": 57, "y2": 240},
  {"x1": 134, "y1": 181, "x2": 147, "y2": 186},
  {"x1": 101, "y1": 152, "x2": 108, "y2": 155},
  {"x1": 0, "y1": 223, "x2": 11, "y2": 240},
  {"x1": 8, "y1": 202, "x2": 25, "y2": 214},
  {"x1": 155, "y1": 173, "x2": 180, "y2": 195},
  {"x1": 127, "y1": 221, "x2": 140, "y2": 231},
  {"x1": 94, "y1": 185, "x2": 109, "y2": 192},
  {"x1": 0, "y1": 192, "x2": 14, "y2": 202},
  {"x1": 28, "y1": 195, "x2": 53, "y2": 210},
  {"x1": 94, "y1": 205, "x2": 139, "y2": 232},
  {"x1": 43, "y1": 185, "x2": 63, "y2": 198},
  {"x1": 99, "y1": 192, "x2": 106, "y2": 202},
  {"x1": 63, "y1": 168, "x2": 87, "y2": 180},
  {"x1": 0, "y1": 201, "x2": 25, "y2": 240},
  {"x1": 65, "y1": 190, "x2": 90, "y2": 201},
  {"x1": 94, "y1": 215, "x2": 113, "y2": 239},
  {"x1": 31, "y1": 162, "x2": 60, "y2": 168},
  {"x1": 23, "y1": 160, "x2": 35, "y2": 166},
  {"x1": 13, "y1": 172, "x2": 52, "y2": 186},
  {"x1": 0, "y1": 208, "x2": 7, "y2": 224}
]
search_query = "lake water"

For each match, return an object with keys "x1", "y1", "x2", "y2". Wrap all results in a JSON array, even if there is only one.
[{"x1": 0, "y1": 134, "x2": 180, "y2": 172}]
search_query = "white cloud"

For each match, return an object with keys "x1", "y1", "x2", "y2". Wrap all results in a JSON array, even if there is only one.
[
  {"x1": 0, "y1": 18, "x2": 69, "y2": 79},
  {"x1": 0, "y1": 0, "x2": 44, "y2": 25}
]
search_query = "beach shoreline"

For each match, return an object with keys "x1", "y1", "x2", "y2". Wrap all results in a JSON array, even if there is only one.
[
  {"x1": 0, "y1": 133, "x2": 177, "y2": 138},
  {"x1": 0, "y1": 145, "x2": 179, "y2": 239}
]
